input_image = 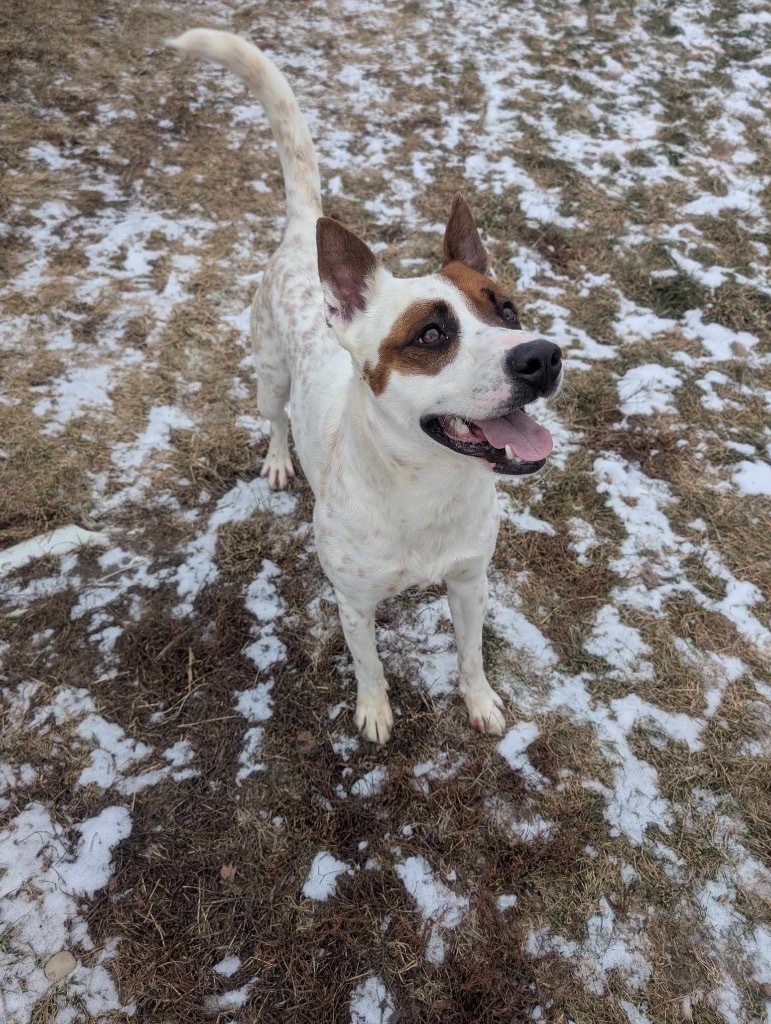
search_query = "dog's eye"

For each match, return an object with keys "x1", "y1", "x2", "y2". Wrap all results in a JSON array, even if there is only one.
[
  {"x1": 501, "y1": 302, "x2": 517, "y2": 322},
  {"x1": 417, "y1": 325, "x2": 445, "y2": 347}
]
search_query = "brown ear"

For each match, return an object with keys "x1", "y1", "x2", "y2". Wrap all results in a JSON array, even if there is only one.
[
  {"x1": 442, "y1": 193, "x2": 492, "y2": 276},
  {"x1": 317, "y1": 217, "x2": 379, "y2": 326}
]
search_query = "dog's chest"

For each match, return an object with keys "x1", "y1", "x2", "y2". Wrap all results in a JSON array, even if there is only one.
[{"x1": 316, "y1": 483, "x2": 498, "y2": 598}]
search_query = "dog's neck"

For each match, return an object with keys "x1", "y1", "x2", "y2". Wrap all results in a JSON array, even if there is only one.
[{"x1": 337, "y1": 375, "x2": 494, "y2": 506}]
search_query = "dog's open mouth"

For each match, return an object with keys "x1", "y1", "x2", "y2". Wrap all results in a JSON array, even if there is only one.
[{"x1": 421, "y1": 408, "x2": 553, "y2": 475}]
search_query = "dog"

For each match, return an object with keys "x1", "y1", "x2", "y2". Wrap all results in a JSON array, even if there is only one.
[{"x1": 168, "y1": 30, "x2": 563, "y2": 743}]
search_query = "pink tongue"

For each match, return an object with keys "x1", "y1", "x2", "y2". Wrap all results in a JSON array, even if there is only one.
[{"x1": 476, "y1": 410, "x2": 553, "y2": 460}]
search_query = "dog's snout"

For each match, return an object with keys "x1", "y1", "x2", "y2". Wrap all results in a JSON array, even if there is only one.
[{"x1": 506, "y1": 339, "x2": 562, "y2": 393}]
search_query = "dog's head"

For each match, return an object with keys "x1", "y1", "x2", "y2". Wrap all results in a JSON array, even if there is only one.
[{"x1": 317, "y1": 194, "x2": 563, "y2": 476}]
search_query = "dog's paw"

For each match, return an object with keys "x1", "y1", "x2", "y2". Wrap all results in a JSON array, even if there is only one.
[
  {"x1": 355, "y1": 694, "x2": 394, "y2": 744},
  {"x1": 464, "y1": 685, "x2": 506, "y2": 736},
  {"x1": 260, "y1": 447, "x2": 295, "y2": 490}
]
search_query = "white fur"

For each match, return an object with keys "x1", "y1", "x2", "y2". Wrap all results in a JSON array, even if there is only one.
[{"x1": 169, "y1": 30, "x2": 559, "y2": 742}]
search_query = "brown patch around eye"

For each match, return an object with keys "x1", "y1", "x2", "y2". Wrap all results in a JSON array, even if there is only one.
[
  {"x1": 363, "y1": 300, "x2": 460, "y2": 396},
  {"x1": 438, "y1": 261, "x2": 520, "y2": 329}
]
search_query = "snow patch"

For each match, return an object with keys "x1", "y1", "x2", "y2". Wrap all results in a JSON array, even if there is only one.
[
  {"x1": 617, "y1": 363, "x2": 682, "y2": 417},
  {"x1": 350, "y1": 766, "x2": 388, "y2": 798},
  {"x1": 394, "y1": 855, "x2": 468, "y2": 964},
  {"x1": 302, "y1": 852, "x2": 354, "y2": 901},
  {"x1": 0, "y1": 526, "x2": 108, "y2": 578},
  {"x1": 732, "y1": 460, "x2": 771, "y2": 496},
  {"x1": 0, "y1": 802, "x2": 134, "y2": 1023},
  {"x1": 350, "y1": 975, "x2": 396, "y2": 1024},
  {"x1": 213, "y1": 954, "x2": 241, "y2": 978}
]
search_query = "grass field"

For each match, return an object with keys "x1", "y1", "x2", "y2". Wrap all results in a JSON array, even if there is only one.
[{"x1": 2, "y1": 0, "x2": 771, "y2": 1022}]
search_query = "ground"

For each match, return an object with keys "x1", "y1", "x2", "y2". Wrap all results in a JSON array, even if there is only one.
[{"x1": 2, "y1": 0, "x2": 771, "y2": 1022}]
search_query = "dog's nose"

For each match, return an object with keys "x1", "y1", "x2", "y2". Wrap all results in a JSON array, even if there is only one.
[{"x1": 506, "y1": 339, "x2": 562, "y2": 393}]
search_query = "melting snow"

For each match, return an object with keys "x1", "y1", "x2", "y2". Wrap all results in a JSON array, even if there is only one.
[
  {"x1": 349, "y1": 975, "x2": 396, "y2": 1024},
  {"x1": 1, "y1": 526, "x2": 108, "y2": 578},
  {"x1": 585, "y1": 605, "x2": 654, "y2": 682},
  {"x1": 394, "y1": 855, "x2": 468, "y2": 964},
  {"x1": 175, "y1": 478, "x2": 295, "y2": 616},
  {"x1": 302, "y1": 852, "x2": 354, "y2": 901},
  {"x1": 528, "y1": 898, "x2": 652, "y2": 997},
  {"x1": 732, "y1": 459, "x2": 771, "y2": 496},
  {"x1": 213, "y1": 954, "x2": 241, "y2": 977},
  {"x1": 498, "y1": 721, "x2": 545, "y2": 786},
  {"x1": 617, "y1": 364, "x2": 682, "y2": 417},
  {"x1": 350, "y1": 766, "x2": 388, "y2": 798},
  {"x1": 0, "y1": 803, "x2": 134, "y2": 1023}
]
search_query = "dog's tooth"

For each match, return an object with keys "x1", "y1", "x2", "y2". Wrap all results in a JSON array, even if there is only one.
[
  {"x1": 454, "y1": 417, "x2": 469, "y2": 435},
  {"x1": 505, "y1": 444, "x2": 514, "y2": 461}
]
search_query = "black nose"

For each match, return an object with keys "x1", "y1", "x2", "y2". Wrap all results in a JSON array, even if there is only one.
[{"x1": 506, "y1": 339, "x2": 562, "y2": 393}]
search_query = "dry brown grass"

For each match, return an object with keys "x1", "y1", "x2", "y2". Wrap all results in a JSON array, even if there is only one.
[{"x1": 2, "y1": 0, "x2": 771, "y2": 1022}]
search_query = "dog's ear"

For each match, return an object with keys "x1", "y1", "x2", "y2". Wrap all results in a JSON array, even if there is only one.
[
  {"x1": 442, "y1": 193, "x2": 495, "y2": 278},
  {"x1": 317, "y1": 218, "x2": 380, "y2": 331}
]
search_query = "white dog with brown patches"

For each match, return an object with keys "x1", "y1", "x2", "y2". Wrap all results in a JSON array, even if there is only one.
[{"x1": 168, "y1": 30, "x2": 563, "y2": 744}]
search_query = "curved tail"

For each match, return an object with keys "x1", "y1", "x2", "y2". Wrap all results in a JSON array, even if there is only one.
[{"x1": 166, "y1": 29, "x2": 322, "y2": 222}]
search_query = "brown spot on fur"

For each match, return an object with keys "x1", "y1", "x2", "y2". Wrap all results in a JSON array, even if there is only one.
[
  {"x1": 439, "y1": 262, "x2": 521, "y2": 330},
  {"x1": 363, "y1": 299, "x2": 460, "y2": 396}
]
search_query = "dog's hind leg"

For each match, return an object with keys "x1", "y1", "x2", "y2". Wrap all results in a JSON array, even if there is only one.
[{"x1": 253, "y1": 298, "x2": 295, "y2": 490}]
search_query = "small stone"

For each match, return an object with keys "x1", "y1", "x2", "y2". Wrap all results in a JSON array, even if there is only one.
[{"x1": 44, "y1": 950, "x2": 77, "y2": 982}]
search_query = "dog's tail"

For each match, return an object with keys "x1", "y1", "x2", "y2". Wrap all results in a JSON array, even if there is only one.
[{"x1": 166, "y1": 29, "x2": 322, "y2": 222}]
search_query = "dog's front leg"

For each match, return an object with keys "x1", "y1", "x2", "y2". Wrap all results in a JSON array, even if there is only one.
[
  {"x1": 336, "y1": 591, "x2": 394, "y2": 744},
  {"x1": 445, "y1": 565, "x2": 506, "y2": 736}
]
